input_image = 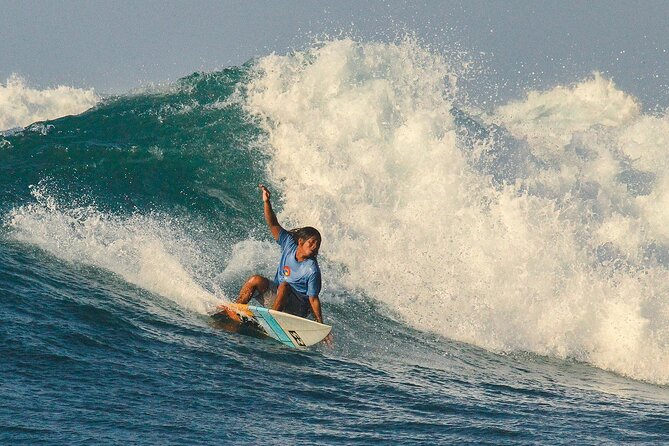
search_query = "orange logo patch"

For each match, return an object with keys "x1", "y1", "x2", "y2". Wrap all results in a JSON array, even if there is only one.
[{"x1": 283, "y1": 266, "x2": 291, "y2": 277}]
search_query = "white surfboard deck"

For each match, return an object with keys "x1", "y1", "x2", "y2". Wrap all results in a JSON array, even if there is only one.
[{"x1": 212, "y1": 303, "x2": 331, "y2": 348}]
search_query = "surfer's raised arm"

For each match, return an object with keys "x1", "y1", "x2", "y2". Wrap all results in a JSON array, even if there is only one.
[{"x1": 259, "y1": 184, "x2": 283, "y2": 241}]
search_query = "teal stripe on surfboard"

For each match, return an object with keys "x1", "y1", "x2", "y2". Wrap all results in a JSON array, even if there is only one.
[{"x1": 253, "y1": 307, "x2": 294, "y2": 347}]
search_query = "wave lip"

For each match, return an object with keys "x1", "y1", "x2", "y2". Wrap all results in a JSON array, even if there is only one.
[{"x1": 0, "y1": 74, "x2": 99, "y2": 131}]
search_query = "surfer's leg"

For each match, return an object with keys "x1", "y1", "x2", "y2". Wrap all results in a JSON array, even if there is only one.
[
  {"x1": 236, "y1": 275, "x2": 270, "y2": 304},
  {"x1": 271, "y1": 282, "x2": 291, "y2": 312}
]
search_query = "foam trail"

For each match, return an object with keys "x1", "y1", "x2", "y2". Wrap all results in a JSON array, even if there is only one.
[
  {"x1": 5, "y1": 185, "x2": 219, "y2": 314},
  {"x1": 0, "y1": 74, "x2": 98, "y2": 131},
  {"x1": 246, "y1": 39, "x2": 669, "y2": 384}
]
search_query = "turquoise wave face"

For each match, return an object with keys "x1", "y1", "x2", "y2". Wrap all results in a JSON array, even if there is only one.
[{"x1": 0, "y1": 68, "x2": 265, "y2": 233}]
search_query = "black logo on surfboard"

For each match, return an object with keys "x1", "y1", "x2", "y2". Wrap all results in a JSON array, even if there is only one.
[{"x1": 289, "y1": 330, "x2": 306, "y2": 347}]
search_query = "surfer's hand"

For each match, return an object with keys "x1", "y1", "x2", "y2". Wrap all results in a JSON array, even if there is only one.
[
  {"x1": 259, "y1": 184, "x2": 271, "y2": 202},
  {"x1": 323, "y1": 333, "x2": 334, "y2": 348}
]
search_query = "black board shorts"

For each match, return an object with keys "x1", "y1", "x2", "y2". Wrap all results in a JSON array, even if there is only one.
[{"x1": 256, "y1": 283, "x2": 311, "y2": 318}]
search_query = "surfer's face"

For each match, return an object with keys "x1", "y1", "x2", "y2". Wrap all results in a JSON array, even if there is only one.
[{"x1": 298, "y1": 236, "x2": 320, "y2": 258}]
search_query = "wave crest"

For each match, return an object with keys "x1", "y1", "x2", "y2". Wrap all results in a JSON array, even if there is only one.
[
  {"x1": 247, "y1": 39, "x2": 669, "y2": 384},
  {"x1": 0, "y1": 74, "x2": 99, "y2": 131}
]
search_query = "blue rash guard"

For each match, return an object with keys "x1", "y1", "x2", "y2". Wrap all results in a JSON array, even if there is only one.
[{"x1": 273, "y1": 229, "x2": 321, "y2": 302}]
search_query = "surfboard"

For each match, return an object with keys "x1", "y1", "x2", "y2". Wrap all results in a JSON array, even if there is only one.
[{"x1": 210, "y1": 303, "x2": 332, "y2": 348}]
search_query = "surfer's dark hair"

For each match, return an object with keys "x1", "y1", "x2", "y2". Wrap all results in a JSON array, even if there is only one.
[{"x1": 289, "y1": 226, "x2": 321, "y2": 244}]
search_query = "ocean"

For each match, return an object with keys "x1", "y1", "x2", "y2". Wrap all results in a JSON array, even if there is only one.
[{"x1": 2, "y1": 39, "x2": 669, "y2": 445}]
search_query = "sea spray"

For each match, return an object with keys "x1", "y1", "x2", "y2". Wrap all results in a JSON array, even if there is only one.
[
  {"x1": 5, "y1": 184, "x2": 220, "y2": 314},
  {"x1": 246, "y1": 39, "x2": 669, "y2": 384}
]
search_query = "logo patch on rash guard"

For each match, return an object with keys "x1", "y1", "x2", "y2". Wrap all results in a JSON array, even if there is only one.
[{"x1": 283, "y1": 266, "x2": 291, "y2": 277}]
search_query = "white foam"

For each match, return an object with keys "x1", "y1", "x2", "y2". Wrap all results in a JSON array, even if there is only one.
[
  {"x1": 495, "y1": 72, "x2": 640, "y2": 148},
  {"x1": 246, "y1": 39, "x2": 669, "y2": 384},
  {"x1": 5, "y1": 185, "x2": 220, "y2": 314},
  {"x1": 0, "y1": 74, "x2": 99, "y2": 131},
  {"x1": 214, "y1": 239, "x2": 278, "y2": 287}
]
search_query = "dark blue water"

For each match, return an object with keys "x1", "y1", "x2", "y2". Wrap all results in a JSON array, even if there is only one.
[
  {"x1": 2, "y1": 237, "x2": 668, "y2": 445},
  {"x1": 2, "y1": 41, "x2": 669, "y2": 445}
]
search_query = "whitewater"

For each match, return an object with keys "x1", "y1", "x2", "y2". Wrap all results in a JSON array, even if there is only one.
[
  {"x1": 2, "y1": 39, "x2": 668, "y2": 445},
  {"x1": 0, "y1": 74, "x2": 98, "y2": 131}
]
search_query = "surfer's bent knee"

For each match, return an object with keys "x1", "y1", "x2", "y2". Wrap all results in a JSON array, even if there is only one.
[{"x1": 247, "y1": 275, "x2": 270, "y2": 291}]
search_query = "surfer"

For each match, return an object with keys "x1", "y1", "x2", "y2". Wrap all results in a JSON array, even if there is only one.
[{"x1": 236, "y1": 184, "x2": 327, "y2": 327}]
